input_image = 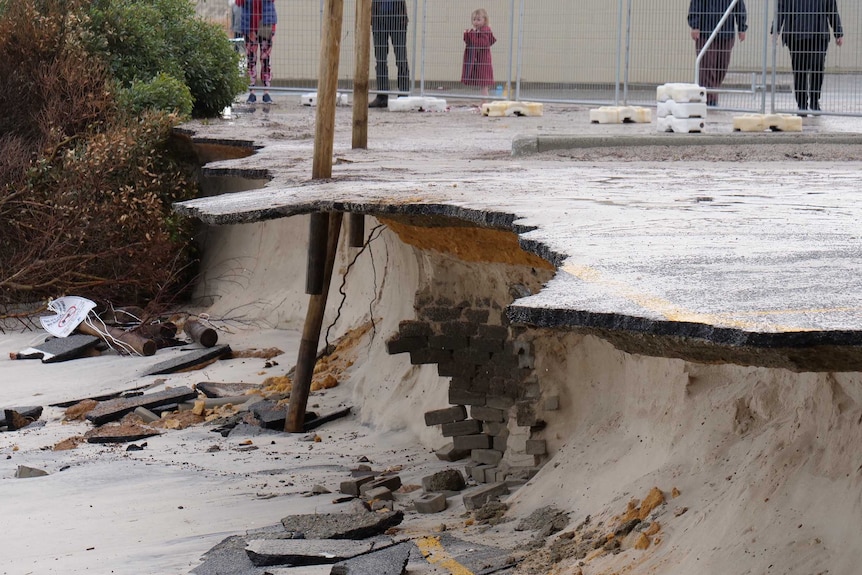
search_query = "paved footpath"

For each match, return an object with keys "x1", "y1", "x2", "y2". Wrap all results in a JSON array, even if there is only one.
[{"x1": 177, "y1": 99, "x2": 862, "y2": 370}]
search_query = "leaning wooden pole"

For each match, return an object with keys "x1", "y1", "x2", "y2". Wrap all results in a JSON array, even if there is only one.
[
  {"x1": 286, "y1": 212, "x2": 343, "y2": 432},
  {"x1": 289, "y1": 0, "x2": 345, "y2": 432},
  {"x1": 352, "y1": 0, "x2": 371, "y2": 150}
]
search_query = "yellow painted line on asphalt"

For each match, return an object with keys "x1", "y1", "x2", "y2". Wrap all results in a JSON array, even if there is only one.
[
  {"x1": 560, "y1": 263, "x2": 835, "y2": 332},
  {"x1": 415, "y1": 536, "x2": 475, "y2": 575}
]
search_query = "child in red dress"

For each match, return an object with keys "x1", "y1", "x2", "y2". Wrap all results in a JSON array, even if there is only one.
[{"x1": 461, "y1": 8, "x2": 496, "y2": 98}]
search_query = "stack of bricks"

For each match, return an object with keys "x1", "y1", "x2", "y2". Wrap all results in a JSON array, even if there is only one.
[
  {"x1": 387, "y1": 295, "x2": 552, "y2": 484},
  {"x1": 656, "y1": 83, "x2": 707, "y2": 133}
]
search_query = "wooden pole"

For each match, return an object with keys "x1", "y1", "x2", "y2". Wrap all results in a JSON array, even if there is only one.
[
  {"x1": 286, "y1": 212, "x2": 343, "y2": 432},
  {"x1": 306, "y1": 212, "x2": 329, "y2": 294},
  {"x1": 352, "y1": 0, "x2": 371, "y2": 150},
  {"x1": 77, "y1": 320, "x2": 156, "y2": 357},
  {"x1": 312, "y1": 0, "x2": 344, "y2": 180}
]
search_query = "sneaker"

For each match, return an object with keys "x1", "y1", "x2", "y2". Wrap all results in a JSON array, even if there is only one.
[
  {"x1": 262, "y1": 93, "x2": 272, "y2": 104},
  {"x1": 368, "y1": 95, "x2": 388, "y2": 108},
  {"x1": 246, "y1": 93, "x2": 257, "y2": 104}
]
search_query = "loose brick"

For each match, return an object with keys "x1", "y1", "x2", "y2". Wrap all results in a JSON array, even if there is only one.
[
  {"x1": 386, "y1": 335, "x2": 428, "y2": 355},
  {"x1": 477, "y1": 324, "x2": 509, "y2": 341},
  {"x1": 452, "y1": 375, "x2": 488, "y2": 393},
  {"x1": 469, "y1": 336, "x2": 504, "y2": 353},
  {"x1": 484, "y1": 422, "x2": 508, "y2": 437},
  {"x1": 429, "y1": 334, "x2": 469, "y2": 350},
  {"x1": 424, "y1": 405, "x2": 467, "y2": 426},
  {"x1": 463, "y1": 308, "x2": 491, "y2": 323},
  {"x1": 471, "y1": 449, "x2": 503, "y2": 466},
  {"x1": 360, "y1": 475, "x2": 402, "y2": 496},
  {"x1": 363, "y1": 486, "x2": 394, "y2": 501},
  {"x1": 469, "y1": 463, "x2": 494, "y2": 483},
  {"x1": 414, "y1": 493, "x2": 447, "y2": 514},
  {"x1": 452, "y1": 434, "x2": 492, "y2": 450},
  {"x1": 470, "y1": 405, "x2": 505, "y2": 422},
  {"x1": 492, "y1": 434, "x2": 508, "y2": 452},
  {"x1": 486, "y1": 395, "x2": 515, "y2": 410},
  {"x1": 398, "y1": 320, "x2": 432, "y2": 337},
  {"x1": 448, "y1": 388, "x2": 486, "y2": 407},
  {"x1": 437, "y1": 361, "x2": 475, "y2": 378},
  {"x1": 463, "y1": 482, "x2": 510, "y2": 510},
  {"x1": 435, "y1": 442, "x2": 471, "y2": 462},
  {"x1": 439, "y1": 321, "x2": 479, "y2": 337},
  {"x1": 525, "y1": 439, "x2": 547, "y2": 455},
  {"x1": 409, "y1": 348, "x2": 452, "y2": 365},
  {"x1": 453, "y1": 348, "x2": 492, "y2": 365},
  {"x1": 340, "y1": 475, "x2": 377, "y2": 496},
  {"x1": 421, "y1": 307, "x2": 463, "y2": 322},
  {"x1": 441, "y1": 419, "x2": 483, "y2": 437}
]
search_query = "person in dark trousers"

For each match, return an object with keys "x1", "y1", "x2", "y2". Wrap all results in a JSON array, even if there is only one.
[
  {"x1": 236, "y1": 0, "x2": 278, "y2": 104},
  {"x1": 370, "y1": 0, "x2": 410, "y2": 108},
  {"x1": 773, "y1": 0, "x2": 843, "y2": 113},
  {"x1": 688, "y1": 0, "x2": 747, "y2": 107}
]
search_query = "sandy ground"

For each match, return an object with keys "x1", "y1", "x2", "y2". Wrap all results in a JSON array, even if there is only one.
[{"x1": 4, "y1": 96, "x2": 862, "y2": 575}]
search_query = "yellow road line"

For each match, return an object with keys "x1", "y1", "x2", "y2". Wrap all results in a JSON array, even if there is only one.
[{"x1": 415, "y1": 536, "x2": 475, "y2": 575}]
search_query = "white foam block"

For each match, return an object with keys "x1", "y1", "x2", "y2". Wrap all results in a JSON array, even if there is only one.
[
  {"x1": 657, "y1": 116, "x2": 705, "y2": 133},
  {"x1": 481, "y1": 100, "x2": 543, "y2": 117},
  {"x1": 300, "y1": 92, "x2": 351, "y2": 106},
  {"x1": 657, "y1": 100, "x2": 707, "y2": 119},
  {"x1": 657, "y1": 83, "x2": 706, "y2": 103},
  {"x1": 589, "y1": 106, "x2": 651, "y2": 124},
  {"x1": 733, "y1": 113, "x2": 802, "y2": 132},
  {"x1": 387, "y1": 96, "x2": 448, "y2": 112}
]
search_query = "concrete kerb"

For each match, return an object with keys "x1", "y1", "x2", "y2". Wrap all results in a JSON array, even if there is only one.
[{"x1": 511, "y1": 132, "x2": 862, "y2": 157}]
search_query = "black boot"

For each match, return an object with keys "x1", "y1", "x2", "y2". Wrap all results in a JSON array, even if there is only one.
[{"x1": 368, "y1": 95, "x2": 388, "y2": 108}]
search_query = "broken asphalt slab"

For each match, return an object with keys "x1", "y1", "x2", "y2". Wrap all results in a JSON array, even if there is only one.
[
  {"x1": 330, "y1": 540, "x2": 412, "y2": 575},
  {"x1": 144, "y1": 344, "x2": 232, "y2": 375},
  {"x1": 280, "y1": 510, "x2": 403, "y2": 539},
  {"x1": 11, "y1": 334, "x2": 101, "y2": 363},
  {"x1": 85, "y1": 386, "x2": 197, "y2": 425},
  {"x1": 245, "y1": 538, "x2": 390, "y2": 567}
]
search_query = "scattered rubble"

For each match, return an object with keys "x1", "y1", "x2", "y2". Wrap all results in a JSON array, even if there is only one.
[{"x1": 1, "y1": 406, "x2": 43, "y2": 431}]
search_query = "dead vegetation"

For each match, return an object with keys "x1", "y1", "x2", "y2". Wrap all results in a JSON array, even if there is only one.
[{"x1": 0, "y1": 0, "x2": 199, "y2": 314}]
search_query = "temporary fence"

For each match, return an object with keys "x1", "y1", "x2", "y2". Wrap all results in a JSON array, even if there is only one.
[{"x1": 204, "y1": 0, "x2": 861, "y2": 116}]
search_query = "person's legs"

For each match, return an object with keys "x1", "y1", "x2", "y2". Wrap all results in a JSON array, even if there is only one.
[
  {"x1": 371, "y1": 24, "x2": 390, "y2": 107},
  {"x1": 260, "y1": 35, "x2": 274, "y2": 103},
  {"x1": 808, "y1": 39, "x2": 828, "y2": 111},
  {"x1": 788, "y1": 39, "x2": 808, "y2": 110},
  {"x1": 695, "y1": 37, "x2": 724, "y2": 106},
  {"x1": 712, "y1": 37, "x2": 735, "y2": 93},
  {"x1": 390, "y1": 16, "x2": 410, "y2": 95},
  {"x1": 245, "y1": 33, "x2": 258, "y2": 103}
]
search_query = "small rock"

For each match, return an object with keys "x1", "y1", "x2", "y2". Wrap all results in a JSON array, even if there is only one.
[{"x1": 15, "y1": 465, "x2": 49, "y2": 478}]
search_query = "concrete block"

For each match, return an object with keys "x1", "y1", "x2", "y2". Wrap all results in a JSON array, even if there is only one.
[
  {"x1": 414, "y1": 493, "x2": 447, "y2": 514},
  {"x1": 481, "y1": 100, "x2": 544, "y2": 117},
  {"x1": 472, "y1": 448, "x2": 504, "y2": 466},
  {"x1": 656, "y1": 83, "x2": 706, "y2": 103},
  {"x1": 437, "y1": 361, "x2": 476, "y2": 378},
  {"x1": 429, "y1": 334, "x2": 469, "y2": 350},
  {"x1": 463, "y1": 482, "x2": 510, "y2": 510},
  {"x1": 340, "y1": 475, "x2": 377, "y2": 496},
  {"x1": 360, "y1": 475, "x2": 402, "y2": 496},
  {"x1": 470, "y1": 405, "x2": 505, "y2": 422},
  {"x1": 525, "y1": 439, "x2": 547, "y2": 455},
  {"x1": 441, "y1": 419, "x2": 483, "y2": 437},
  {"x1": 657, "y1": 116, "x2": 705, "y2": 133},
  {"x1": 388, "y1": 96, "x2": 448, "y2": 112},
  {"x1": 409, "y1": 348, "x2": 452, "y2": 365},
  {"x1": 386, "y1": 335, "x2": 427, "y2": 355},
  {"x1": 425, "y1": 405, "x2": 468, "y2": 426},
  {"x1": 589, "y1": 106, "x2": 651, "y2": 124},
  {"x1": 448, "y1": 389, "x2": 486, "y2": 407},
  {"x1": 398, "y1": 320, "x2": 432, "y2": 337},
  {"x1": 486, "y1": 395, "x2": 515, "y2": 410},
  {"x1": 733, "y1": 113, "x2": 802, "y2": 132},
  {"x1": 435, "y1": 442, "x2": 471, "y2": 462},
  {"x1": 363, "y1": 486, "x2": 394, "y2": 501},
  {"x1": 657, "y1": 100, "x2": 707, "y2": 118},
  {"x1": 453, "y1": 434, "x2": 492, "y2": 451},
  {"x1": 300, "y1": 91, "x2": 351, "y2": 106},
  {"x1": 492, "y1": 434, "x2": 508, "y2": 452},
  {"x1": 470, "y1": 463, "x2": 494, "y2": 483}
]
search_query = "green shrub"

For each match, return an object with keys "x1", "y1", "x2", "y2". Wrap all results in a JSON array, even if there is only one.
[
  {"x1": 84, "y1": 0, "x2": 245, "y2": 118},
  {"x1": 119, "y1": 72, "x2": 194, "y2": 118}
]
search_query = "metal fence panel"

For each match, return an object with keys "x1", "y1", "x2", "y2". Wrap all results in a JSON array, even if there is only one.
[{"x1": 198, "y1": 0, "x2": 862, "y2": 116}]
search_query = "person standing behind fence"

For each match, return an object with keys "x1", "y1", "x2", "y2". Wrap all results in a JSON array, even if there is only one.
[
  {"x1": 461, "y1": 8, "x2": 497, "y2": 100},
  {"x1": 370, "y1": 0, "x2": 410, "y2": 108},
  {"x1": 236, "y1": 0, "x2": 277, "y2": 104},
  {"x1": 773, "y1": 0, "x2": 843, "y2": 114},
  {"x1": 688, "y1": 0, "x2": 747, "y2": 107}
]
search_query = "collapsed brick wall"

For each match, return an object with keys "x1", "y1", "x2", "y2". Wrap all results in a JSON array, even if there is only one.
[{"x1": 386, "y1": 293, "x2": 558, "y2": 485}]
